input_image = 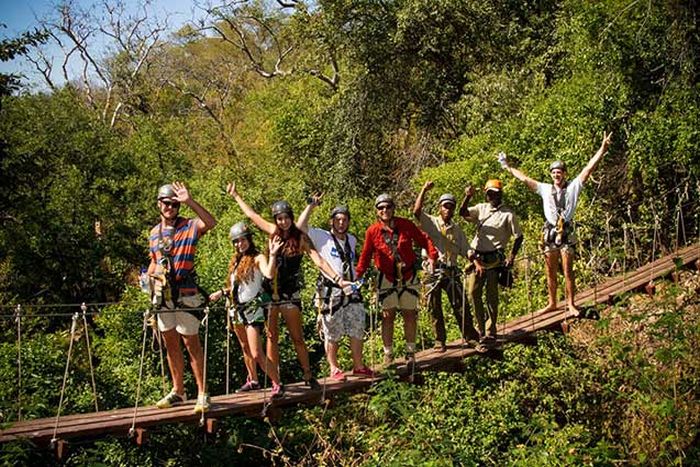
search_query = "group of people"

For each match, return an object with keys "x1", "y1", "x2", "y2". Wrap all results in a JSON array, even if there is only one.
[{"x1": 146, "y1": 133, "x2": 612, "y2": 413}]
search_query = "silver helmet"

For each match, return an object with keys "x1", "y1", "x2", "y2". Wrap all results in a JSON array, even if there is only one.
[
  {"x1": 157, "y1": 184, "x2": 176, "y2": 200},
  {"x1": 330, "y1": 205, "x2": 350, "y2": 219},
  {"x1": 438, "y1": 193, "x2": 456, "y2": 206},
  {"x1": 229, "y1": 222, "x2": 252, "y2": 241},
  {"x1": 271, "y1": 200, "x2": 293, "y2": 218},
  {"x1": 374, "y1": 193, "x2": 394, "y2": 208},
  {"x1": 549, "y1": 160, "x2": 567, "y2": 171}
]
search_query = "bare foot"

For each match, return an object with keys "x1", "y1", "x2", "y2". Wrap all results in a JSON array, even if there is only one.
[
  {"x1": 567, "y1": 304, "x2": 580, "y2": 316},
  {"x1": 543, "y1": 303, "x2": 558, "y2": 313}
]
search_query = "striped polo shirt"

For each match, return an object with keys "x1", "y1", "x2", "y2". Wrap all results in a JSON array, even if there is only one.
[{"x1": 149, "y1": 217, "x2": 199, "y2": 295}]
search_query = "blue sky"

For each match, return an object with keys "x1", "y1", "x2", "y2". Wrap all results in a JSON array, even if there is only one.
[{"x1": 1, "y1": 0, "x2": 198, "y2": 87}]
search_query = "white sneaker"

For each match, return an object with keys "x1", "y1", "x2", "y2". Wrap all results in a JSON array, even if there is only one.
[
  {"x1": 193, "y1": 393, "x2": 210, "y2": 414},
  {"x1": 156, "y1": 390, "x2": 187, "y2": 409}
]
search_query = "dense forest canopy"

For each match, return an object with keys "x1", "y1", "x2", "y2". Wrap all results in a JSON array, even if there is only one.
[{"x1": 1, "y1": 0, "x2": 698, "y2": 464}]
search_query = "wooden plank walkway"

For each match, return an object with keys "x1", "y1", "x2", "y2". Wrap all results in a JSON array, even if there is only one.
[{"x1": 2, "y1": 243, "x2": 698, "y2": 447}]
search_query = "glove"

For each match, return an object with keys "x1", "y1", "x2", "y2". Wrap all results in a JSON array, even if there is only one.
[{"x1": 498, "y1": 152, "x2": 509, "y2": 169}]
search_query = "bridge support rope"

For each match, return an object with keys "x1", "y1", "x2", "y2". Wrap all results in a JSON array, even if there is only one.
[
  {"x1": 129, "y1": 310, "x2": 150, "y2": 439},
  {"x1": 51, "y1": 312, "x2": 79, "y2": 446},
  {"x1": 81, "y1": 303, "x2": 99, "y2": 412},
  {"x1": 15, "y1": 305, "x2": 22, "y2": 421}
]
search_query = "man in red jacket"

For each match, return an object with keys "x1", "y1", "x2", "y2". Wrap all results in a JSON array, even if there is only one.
[{"x1": 356, "y1": 194, "x2": 437, "y2": 366}]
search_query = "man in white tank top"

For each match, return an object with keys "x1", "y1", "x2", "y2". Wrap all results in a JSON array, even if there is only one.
[{"x1": 500, "y1": 131, "x2": 612, "y2": 314}]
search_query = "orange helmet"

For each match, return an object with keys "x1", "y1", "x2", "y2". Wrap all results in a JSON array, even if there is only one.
[{"x1": 484, "y1": 179, "x2": 502, "y2": 192}]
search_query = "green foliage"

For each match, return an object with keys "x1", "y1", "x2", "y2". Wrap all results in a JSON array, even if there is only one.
[
  {"x1": 0, "y1": 91, "x2": 155, "y2": 305},
  {"x1": 0, "y1": 26, "x2": 48, "y2": 98}
]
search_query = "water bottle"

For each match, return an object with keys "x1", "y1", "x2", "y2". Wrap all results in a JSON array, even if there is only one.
[
  {"x1": 498, "y1": 152, "x2": 509, "y2": 169},
  {"x1": 139, "y1": 267, "x2": 150, "y2": 294}
]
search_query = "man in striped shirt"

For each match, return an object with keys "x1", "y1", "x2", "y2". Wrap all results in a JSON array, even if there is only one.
[{"x1": 148, "y1": 182, "x2": 217, "y2": 413}]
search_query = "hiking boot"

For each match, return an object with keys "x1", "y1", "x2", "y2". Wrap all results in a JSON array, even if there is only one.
[
  {"x1": 271, "y1": 383, "x2": 285, "y2": 399},
  {"x1": 434, "y1": 341, "x2": 447, "y2": 353},
  {"x1": 238, "y1": 379, "x2": 261, "y2": 392},
  {"x1": 193, "y1": 393, "x2": 210, "y2": 414},
  {"x1": 305, "y1": 377, "x2": 321, "y2": 391},
  {"x1": 352, "y1": 366, "x2": 377, "y2": 378},
  {"x1": 330, "y1": 368, "x2": 347, "y2": 382},
  {"x1": 156, "y1": 390, "x2": 186, "y2": 409},
  {"x1": 482, "y1": 335, "x2": 497, "y2": 348},
  {"x1": 476, "y1": 336, "x2": 496, "y2": 353},
  {"x1": 405, "y1": 352, "x2": 416, "y2": 370},
  {"x1": 464, "y1": 328, "x2": 481, "y2": 343}
]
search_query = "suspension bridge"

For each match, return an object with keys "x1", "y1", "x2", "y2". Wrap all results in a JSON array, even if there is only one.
[{"x1": 2, "y1": 240, "x2": 698, "y2": 456}]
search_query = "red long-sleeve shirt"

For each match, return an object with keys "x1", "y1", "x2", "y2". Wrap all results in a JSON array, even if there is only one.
[{"x1": 355, "y1": 217, "x2": 437, "y2": 283}]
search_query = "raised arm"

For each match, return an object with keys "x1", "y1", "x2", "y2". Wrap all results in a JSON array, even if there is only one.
[
  {"x1": 498, "y1": 153, "x2": 538, "y2": 192},
  {"x1": 173, "y1": 181, "x2": 217, "y2": 235},
  {"x1": 258, "y1": 236, "x2": 283, "y2": 279},
  {"x1": 412, "y1": 180, "x2": 433, "y2": 219},
  {"x1": 296, "y1": 192, "x2": 323, "y2": 233},
  {"x1": 458, "y1": 185, "x2": 476, "y2": 219},
  {"x1": 227, "y1": 182, "x2": 276, "y2": 235},
  {"x1": 579, "y1": 131, "x2": 612, "y2": 183}
]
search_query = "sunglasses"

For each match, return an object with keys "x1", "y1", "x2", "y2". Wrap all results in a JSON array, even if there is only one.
[
  {"x1": 161, "y1": 200, "x2": 180, "y2": 208},
  {"x1": 376, "y1": 204, "x2": 393, "y2": 211}
]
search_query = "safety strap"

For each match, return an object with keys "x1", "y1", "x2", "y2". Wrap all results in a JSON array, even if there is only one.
[
  {"x1": 381, "y1": 224, "x2": 405, "y2": 286},
  {"x1": 475, "y1": 205, "x2": 501, "y2": 232},
  {"x1": 330, "y1": 233, "x2": 354, "y2": 281},
  {"x1": 157, "y1": 222, "x2": 177, "y2": 302},
  {"x1": 469, "y1": 206, "x2": 501, "y2": 260},
  {"x1": 551, "y1": 182, "x2": 568, "y2": 221}
]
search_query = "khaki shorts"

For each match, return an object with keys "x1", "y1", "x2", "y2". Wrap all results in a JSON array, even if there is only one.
[
  {"x1": 157, "y1": 310, "x2": 200, "y2": 335},
  {"x1": 543, "y1": 241, "x2": 577, "y2": 255},
  {"x1": 378, "y1": 273, "x2": 420, "y2": 311}
]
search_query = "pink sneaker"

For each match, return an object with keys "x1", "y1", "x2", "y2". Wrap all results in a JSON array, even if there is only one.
[
  {"x1": 270, "y1": 383, "x2": 285, "y2": 399},
  {"x1": 331, "y1": 368, "x2": 347, "y2": 382},
  {"x1": 352, "y1": 366, "x2": 377, "y2": 378},
  {"x1": 238, "y1": 379, "x2": 260, "y2": 392}
]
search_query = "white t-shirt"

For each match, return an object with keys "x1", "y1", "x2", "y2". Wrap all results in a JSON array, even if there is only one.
[
  {"x1": 230, "y1": 268, "x2": 264, "y2": 304},
  {"x1": 536, "y1": 176, "x2": 583, "y2": 225},
  {"x1": 308, "y1": 228, "x2": 357, "y2": 280}
]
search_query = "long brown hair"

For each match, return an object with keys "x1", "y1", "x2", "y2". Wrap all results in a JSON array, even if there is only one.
[
  {"x1": 272, "y1": 223, "x2": 310, "y2": 257},
  {"x1": 225, "y1": 237, "x2": 260, "y2": 287}
]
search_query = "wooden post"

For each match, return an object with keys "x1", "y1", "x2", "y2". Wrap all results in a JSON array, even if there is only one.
[
  {"x1": 645, "y1": 281, "x2": 656, "y2": 297},
  {"x1": 560, "y1": 320, "x2": 570, "y2": 334},
  {"x1": 134, "y1": 428, "x2": 148, "y2": 446},
  {"x1": 261, "y1": 405, "x2": 282, "y2": 423},
  {"x1": 205, "y1": 418, "x2": 218, "y2": 434},
  {"x1": 53, "y1": 439, "x2": 68, "y2": 460}
]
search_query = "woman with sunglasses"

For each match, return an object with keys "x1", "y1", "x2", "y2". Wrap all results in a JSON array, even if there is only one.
[
  {"x1": 209, "y1": 222, "x2": 285, "y2": 398},
  {"x1": 227, "y1": 182, "x2": 350, "y2": 389}
]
